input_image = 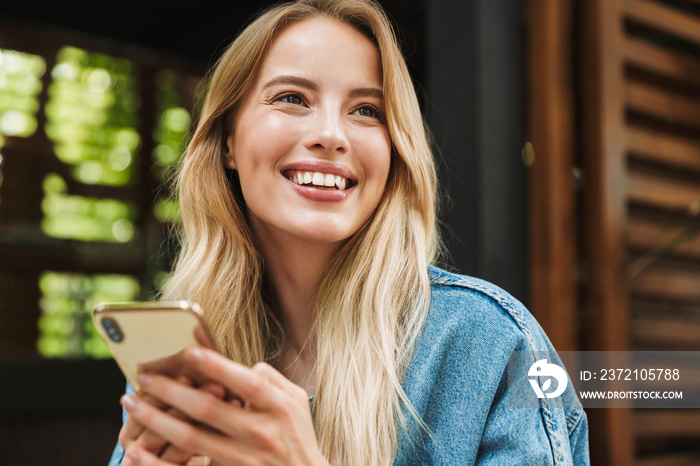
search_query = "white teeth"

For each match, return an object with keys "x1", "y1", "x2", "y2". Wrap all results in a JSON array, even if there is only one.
[
  {"x1": 287, "y1": 170, "x2": 350, "y2": 189},
  {"x1": 312, "y1": 173, "x2": 325, "y2": 186}
]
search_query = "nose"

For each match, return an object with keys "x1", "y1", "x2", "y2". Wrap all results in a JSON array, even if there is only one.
[{"x1": 304, "y1": 107, "x2": 349, "y2": 155}]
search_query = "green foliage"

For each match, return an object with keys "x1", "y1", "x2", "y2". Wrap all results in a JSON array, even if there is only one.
[
  {"x1": 41, "y1": 173, "x2": 137, "y2": 243},
  {"x1": 0, "y1": 48, "x2": 46, "y2": 140},
  {"x1": 45, "y1": 46, "x2": 141, "y2": 186},
  {"x1": 24, "y1": 49, "x2": 198, "y2": 359},
  {"x1": 38, "y1": 271, "x2": 140, "y2": 358}
]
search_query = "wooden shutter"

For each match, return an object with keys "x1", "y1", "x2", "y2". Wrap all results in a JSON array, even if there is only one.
[
  {"x1": 531, "y1": 0, "x2": 700, "y2": 464},
  {"x1": 621, "y1": 1, "x2": 700, "y2": 465},
  {"x1": 583, "y1": 0, "x2": 700, "y2": 464}
]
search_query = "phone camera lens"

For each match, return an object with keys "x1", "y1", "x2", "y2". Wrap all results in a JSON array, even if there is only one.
[{"x1": 101, "y1": 318, "x2": 124, "y2": 343}]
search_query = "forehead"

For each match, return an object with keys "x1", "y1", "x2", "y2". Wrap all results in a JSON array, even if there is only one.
[{"x1": 255, "y1": 17, "x2": 382, "y2": 87}]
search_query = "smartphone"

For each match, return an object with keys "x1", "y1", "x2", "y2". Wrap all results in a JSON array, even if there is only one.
[{"x1": 93, "y1": 301, "x2": 219, "y2": 392}]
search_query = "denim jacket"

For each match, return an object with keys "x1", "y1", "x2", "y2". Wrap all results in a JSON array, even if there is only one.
[
  {"x1": 110, "y1": 266, "x2": 589, "y2": 465},
  {"x1": 393, "y1": 266, "x2": 589, "y2": 464}
]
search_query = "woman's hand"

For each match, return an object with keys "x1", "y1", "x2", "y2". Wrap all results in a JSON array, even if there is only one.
[
  {"x1": 120, "y1": 376, "x2": 225, "y2": 465},
  {"x1": 120, "y1": 391, "x2": 191, "y2": 465},
  {"x1": 120, "y1": 347, "x2": 329, "y2": 466}
]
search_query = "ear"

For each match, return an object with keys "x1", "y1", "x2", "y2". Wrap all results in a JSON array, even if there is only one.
[{"x1": 222, "y1": 134, "x2": 237, "y2": 170}]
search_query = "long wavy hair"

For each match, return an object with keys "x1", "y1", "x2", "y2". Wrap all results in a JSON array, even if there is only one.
[{"x1": 162, "y1": 0, "x2": 440, "y2": 463}]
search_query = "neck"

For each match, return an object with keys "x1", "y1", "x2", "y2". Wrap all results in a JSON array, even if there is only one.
[{"x1": 252, "y1": 221, "x2": 344, "y2": 359}]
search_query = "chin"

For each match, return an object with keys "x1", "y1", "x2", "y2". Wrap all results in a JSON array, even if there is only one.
[{"x1": 295, "y1": 228, "x2": 356, "y2": 245}]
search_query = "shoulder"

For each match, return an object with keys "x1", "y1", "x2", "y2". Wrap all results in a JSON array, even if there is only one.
[
  {"x1": 397, "y1": 266, "x2": 589, "y2": 465},
  {"x1": 425, "y1": 265, "x2": 548, "y2": 352}
]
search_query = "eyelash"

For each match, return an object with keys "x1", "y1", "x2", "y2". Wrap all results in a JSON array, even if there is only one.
[
  {"x1": 273, "y1": 92, "x2": 384, "y2": 121},
  {"x1": 275, "y1": 93, "x2": 306, "y2": 106},
  {"x1": 352, "y1": 105, "x2": 383, "y2": 120}
]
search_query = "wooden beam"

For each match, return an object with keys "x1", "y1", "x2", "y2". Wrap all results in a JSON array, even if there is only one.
[
  {"x1": 581, "y1": 0, "x2": 635, "y2": 464},
  {"x1": 527, "y1": 0, "x2": 577, "y2": 351},
  {"x1": 636, "y1": 454, "x2": 700, "y2": 466},
  {"x1": 633, "y1": 315, "x2": 700, "y2": 347},
  {"x1": 635, "y1": 411, "x2": 700, "y2": 437},
  {"x1": 624, "y1": 0, "x2": 700, "y2": 45},
  {"x1": 628, "y1": 128, "x2": 700, "y2": 173},
  {"x1": 626, "y1": 215, "x2": 700, "y2": 260},
  {"x1": 627, "y1": 170, "x2": 700, "y2": 212},
  {"x1": 624, "y1": 38, "x2": 700, "y2": 85},
  {"x1": 626, "y1": 82, "x2": 700, "y2": 130},
  {"x1": 630, "y1": 265, "x2": 700, "y2": 303}
]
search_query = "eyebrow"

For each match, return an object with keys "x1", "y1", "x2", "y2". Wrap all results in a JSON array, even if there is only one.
[
  {"x1": 262, "y1": 75, "x2": 384, "y2": 100},
  {"x1": 263, "y1": 75, "x2": 317, "y2": 91},
  {"x1": 349, "y1": 87, "x2": 384, "y2": 100}
]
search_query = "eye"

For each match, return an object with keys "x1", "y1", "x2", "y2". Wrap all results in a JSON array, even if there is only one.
[
  {"x1": 275, "y1": 93, "x2": 305, "y2": 106},
  {"x1": 352, "y1": 105, "x2": 383, "y2": 120}
]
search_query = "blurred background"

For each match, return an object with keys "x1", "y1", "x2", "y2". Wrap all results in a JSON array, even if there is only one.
[{"x1": 0, "y1": 0, "x2": 698, "y2": 464}]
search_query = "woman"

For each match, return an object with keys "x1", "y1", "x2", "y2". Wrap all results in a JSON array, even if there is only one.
[{"x1": 111, "y1": 0, "x2": 589, "y2": 464}]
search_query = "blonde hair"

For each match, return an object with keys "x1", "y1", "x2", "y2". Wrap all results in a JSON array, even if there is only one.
[{"x1": 163, "y1": 0, "x2": 440, "y2": 463}]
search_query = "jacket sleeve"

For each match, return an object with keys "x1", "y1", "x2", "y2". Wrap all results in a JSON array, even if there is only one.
[
  {"x1": 108, "y1": 382, "x2": 134, "y2": 466},
  {"x1": 567, "y1": 396, "x2": 590, "y2": 466},
  {"x1": 475, "y1": 341, "x2": 590, "y2": 466}
]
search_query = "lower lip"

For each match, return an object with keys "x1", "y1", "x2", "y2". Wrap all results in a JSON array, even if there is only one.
[{"x1": 284, "y1": 176, "x2": 353, "y2": 202}]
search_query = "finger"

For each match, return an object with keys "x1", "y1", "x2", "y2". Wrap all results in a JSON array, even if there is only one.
[
  {"x1": 185, "y1": 457, "x2": 210, "y2": 466},
  {"x1": 129, "y1": 378, "x2": 216, "y2": 461},
  {"x1": 131, "y1": 406, "x2": 186, "y2": 456},
  {"x1": 148, "y1": 404, "x2": 196, "y2": 463},
  {"x1": 122, "y1": 394, "x2": 237, "y2": 459},
  {"x1": 253, "y1": 362, "x2": 309, "y2": 402},
  {"x1": 120, "y1": 414, "x2": 145, "y2": 449},
  {"x1": 120, "y1": 393, "x2": 168, "y2": 444},
  {"x1": 122, "y1": 377, "x2": 201, "y2": 455},
  {"x1": 200, "y1": 380, "x2": 241, "y2": 406},
  {"x1": 137, "y1": 374, "x2": 257, "y2": 438},
  {"x1": 159, "y1": 443, "x2": 193, "y2": 464},
  {"x1": 124, "y1": 447, "x2": 177, "y2": 466},
  {"x1": 199, "y1": 381, "x2": 226, "y2": 400},
  {"x1": 183, "y1": 348, "x2": 282, "y2": 411}
]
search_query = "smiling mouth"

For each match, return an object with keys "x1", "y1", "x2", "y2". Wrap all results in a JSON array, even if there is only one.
[{"x1": 283, "y1": 169, "x2": 355, "y2": 190}]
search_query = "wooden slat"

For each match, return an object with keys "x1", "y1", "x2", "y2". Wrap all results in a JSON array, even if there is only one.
[
  {"x1": 626, "y1": 82, "x2": 700, "y2": 130},
  {"x1": 627, "y1": 128, "x2": 700, "y2": 172},
  {"x1": 636, "y1": 454, "x2": 700, "y2": 466},
  {"x1": 633, "y1": 315, "x2": 700, "y2": 346},
  {"x1": 528, "y1": 0, "x2": 577, "y2": 351},
  {"x1": 635, "y1": 411, "x2": 700, "y2": 437},
  {"x1": 624, "y1": 37, "x2": 700, "y2": 84},
  {"x1": 626, "y1": 215, "x2": 700, "y2": 259},
  {"x1": 631, "y1": 298, "x2": 700, "y2": 317},
  {"x1": 625, "y1": 0, "x2": 700, "y2": 45},
  {"x1": 630, "y1": 265, "x2": 700, "y2": 302},
  {"x1": 582, "y1": 0, "x2": 636, "y2": 463},
  {"x1": 627, "y1": 170, "x2": 700, "y2": 211}
]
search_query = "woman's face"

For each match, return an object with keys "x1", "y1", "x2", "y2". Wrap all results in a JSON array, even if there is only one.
[{"x1": 224, "y1": 17, "x2": 391, "y2": 249}]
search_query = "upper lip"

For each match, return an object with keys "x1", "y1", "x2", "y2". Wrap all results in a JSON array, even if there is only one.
[{"x1": 280, "y1": 160, "x2": 357, "y2": 182}]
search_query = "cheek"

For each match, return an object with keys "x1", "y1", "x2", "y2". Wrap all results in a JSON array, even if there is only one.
[
  {"x1": 361, "y1": 134, "x2": 392, "y2": 187},
  {"x1": 235, "y1": 114, "x2": 300, "y2": 169}
]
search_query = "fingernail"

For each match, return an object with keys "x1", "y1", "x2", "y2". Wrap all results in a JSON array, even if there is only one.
[
  {"x1": 138, "y1": 374, "x2": 152, "y2": 388},
  {"x1": 189, "y1": 347, "x2": 204, "y2": 362},
  {"x1": 126, "y1": 449, "x2": 140, "y2": 462},
  {"x1": 121, "y1": 394, "x2": 138, "y2": 412}
]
